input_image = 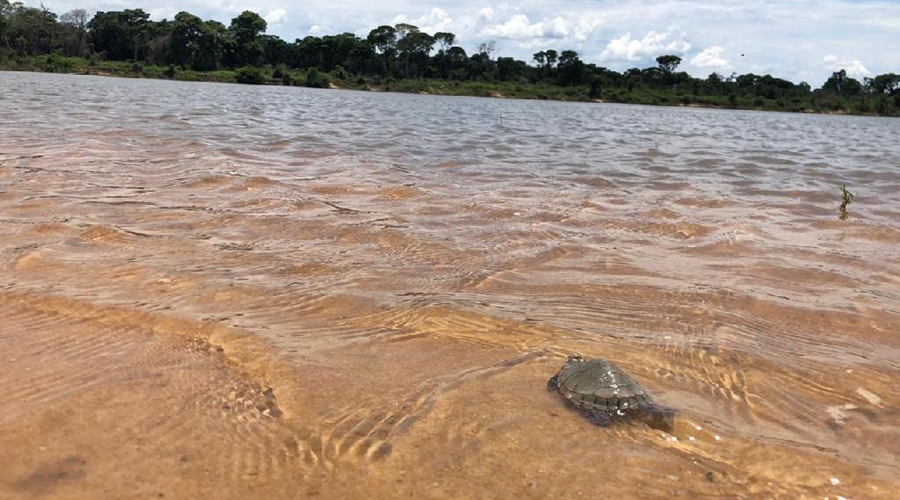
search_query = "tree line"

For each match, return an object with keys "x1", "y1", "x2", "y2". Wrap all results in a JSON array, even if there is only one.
[{"x1": 1, "y1": 2, "x2": 898, "y2": 116}]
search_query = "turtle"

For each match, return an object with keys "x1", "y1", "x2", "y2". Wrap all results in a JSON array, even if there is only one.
[{"x1": 548, "y1": 355, "x2": 675, "y2": 432}]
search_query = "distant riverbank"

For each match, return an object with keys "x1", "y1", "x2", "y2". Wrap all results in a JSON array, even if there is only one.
[{"x1": 2, "y1": 55, "x2": 896, "y2": 117}]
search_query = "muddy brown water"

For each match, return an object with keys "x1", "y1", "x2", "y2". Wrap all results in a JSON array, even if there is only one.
[{"x1": 1, "y1": 71, "x2": 898, "y2": 499}]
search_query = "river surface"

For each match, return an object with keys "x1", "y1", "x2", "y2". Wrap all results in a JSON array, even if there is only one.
[{"x1": 1, "y1": 71, "x2": 898, "y2": 499}]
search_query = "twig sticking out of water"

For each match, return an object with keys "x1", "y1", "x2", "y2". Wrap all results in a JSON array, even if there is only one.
[{"x1": 839, "y1": 184, "x2": 855, "y2": 219}]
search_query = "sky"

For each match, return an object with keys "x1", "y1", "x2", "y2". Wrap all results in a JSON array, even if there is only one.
[{"x1": 30, "y1": 0, "x2": 900, "y2": 86}]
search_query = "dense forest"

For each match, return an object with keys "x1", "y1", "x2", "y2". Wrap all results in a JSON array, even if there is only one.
[{"x1": 2, "y1": 2, "x2": 899, "y2": 116}]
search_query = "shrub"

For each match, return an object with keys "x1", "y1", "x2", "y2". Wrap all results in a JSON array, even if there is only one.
[
  {"x1": 273, "y1": 63, "x2": 293, "y2": 85},
  {"x1": 235, "y1": 66, "x2": 266, "y2": 85},
  {"x1": 331, "y1": 65, "x2": 348, "y2": 80},
  {"x1": 42, "y1": 54, "x2": 74, "y2": 73},
  {"x1": 305, "y1": 67, "x2": 329, "y2": 88}
]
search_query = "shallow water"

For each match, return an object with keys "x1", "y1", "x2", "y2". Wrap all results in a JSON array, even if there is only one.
[{"x1": 1, "y1": 70, "x2": 898, "y2": 499}]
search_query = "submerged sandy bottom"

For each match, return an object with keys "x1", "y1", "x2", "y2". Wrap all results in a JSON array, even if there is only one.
[
  {"x1": 2, "y1": 74, "x2": 899, "y2": 499},
  {"x1": 2, "y1": 149, "x2": 898, "y2": 500}
]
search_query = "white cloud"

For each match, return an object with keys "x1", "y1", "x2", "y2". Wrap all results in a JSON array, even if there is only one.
[
  {"x1": 599, "y1": 31, "x2": 691, "y2": 62},
  {"x1": 479, "y1": 14, "x2": 593, "y2": 41},
  {"x1": 393, "y1": 8, "x2": 454, "y2": 33},
  {"x1": 546, "y1": 17, "x2": 569, "y2": 38},
  {"x1": 482, "y1": 14, "x2": 544, "y2": 39},
  {"x1": 691, "y1": 46, "x2": 730, "y2": 69},
  {"x1": 477, "y1": 7, "x2": 495, "y2": 22},
  {"x1": 572, "y1": 19, "x2": 602, "y2": 42},
  {"x1": 147, "y1": 7, "x2": 176, "y2": 22},
  {"x1": 822, "y1": 54, "x2": 870, "y2": 78},
  {"x1": 265, "y1": 8, "x2": 287, "y2": 25}
]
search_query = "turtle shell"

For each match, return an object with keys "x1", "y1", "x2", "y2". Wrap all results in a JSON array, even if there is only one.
[{"x1": 549, "y1": 355, "x2": 655, "y2": 419}]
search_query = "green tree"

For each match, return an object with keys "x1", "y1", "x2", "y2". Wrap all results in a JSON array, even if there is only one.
[
  {"x1": 366, "y1": 25, "x2": 397, "y2": 76},
  {"x1": 0, "y1": 0, "x2": 20, "y2": 49},
  {"x1": 396, "y1": 28, "x2": 433, "y2": 78},
  {"x1": 871, "y1": 73, "x2": 900, "y2": 95},
  {"x1": 656, "y1": 54, "x2": 681, "y2": 74},
  {"x1": 588, "y1": 77, "x2": 603, "y2": 99},
  {"x1": 544, "y1": 49, "x2": 558, "y2": 68},
  {"x1": 228, "y1": 10, "x2": 266, "y2": 67},
  {"x1": 58, "y1": 9, "x2": 89, "y2": 57},
  {"x1": 434, "y1": 45, "x2": 467, "y2": 79},
  {"x1": 533, "y1": 49, "x2": 557, "y2": 79},
  {"x1": 168, "y1": 11, "x2": 203, "y2": 68},
  {"x1": 2, "y1": 3, "x2": 58, "y2": 56},
  {"x1": 557, "y1": 50, "x2": 585, "y2": 85},
  {"x1": 294, "y1": 33, "x2": 366, "y2": 73},
  {"x1": 88, "y1": 10, "x2": 150, "y2": 60},
  {"x1": 195, "y1": 20, "x2": 226, "y2": 70},
  {"x1": 735, "y1": 73, "x2": 759, "y2": 93},
  {"x1": 335, "y1": 33, "x2": 375, "y2": 74},
  {"x1": 143, "y1": 18, "x2": 172, "y2": 66},
  {"x1": 476, "y1": 40, "x2": 497, "y2": 59},
  {"x1": 469, "y1": 51, "x2": 496, "y2": 81},
  {"x1": 261, "y1": 34, "x2": 290, "y2": 66},
  {"x1": 394, "y1": 23, "x2": 417, "y2": 40},
  {"x1": 496, "y1": 56, "x2": 526, "y2": 81},
  {"x1": 367, "y1": 25, "x2": 396, "y2": 54},
  {"x1": 433, "y1": 32, "x2": 454, "y2": 53},
  {"x1": 705, "y1": 72, "x2": 723, "y2": 94},
  {"x1": 823, "y1": 69, "x2": 862, "y2": 96}
]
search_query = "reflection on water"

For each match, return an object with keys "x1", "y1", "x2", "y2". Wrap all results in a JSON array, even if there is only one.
[{"x1": 1, "y1": 71, "x2": 898, "y2": 499}]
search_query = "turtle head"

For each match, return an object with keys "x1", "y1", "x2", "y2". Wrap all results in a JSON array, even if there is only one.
[{"x1": 565, "y1": 354, "x2": 585, "y2": 364}]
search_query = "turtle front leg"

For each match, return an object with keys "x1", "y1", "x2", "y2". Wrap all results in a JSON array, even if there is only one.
[
  {"x1": 547, "y1": 375, "x2": 560, "y2": 391},
  {"x1": 585, "y1": 409, "x2": 613, "y2": 427}
]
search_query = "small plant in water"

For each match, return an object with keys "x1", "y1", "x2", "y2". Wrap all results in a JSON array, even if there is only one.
[{"x1": 839, "y1": 184, "x2": 855, "y2": 219}]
